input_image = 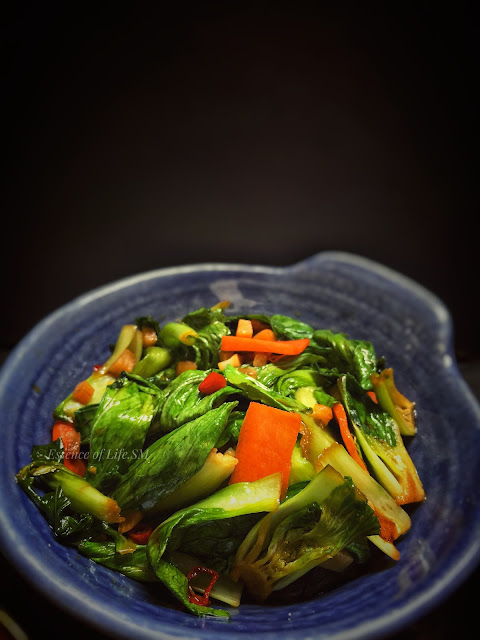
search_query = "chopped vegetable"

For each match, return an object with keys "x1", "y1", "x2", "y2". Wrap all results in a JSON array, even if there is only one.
[
  {"x1": 52, "y1": 421, "x2": 85, "y2": 475},
  {"x1": 337, "y1": 375, "x2": 425, "y2": 505},
  {"x1": 87, "y1": 375, "x2": 162, "y2": 492},
  {"x1": 253, "y1": 328, "x2": 276, "y2": 341},
  {"x1": 146, "y1": 473, "x2": 281, "y2": 617},
  {"x1": 186, "y1": 566, "x2": 220, "y2": 606},
  {"x1": 159, "y1": 321, "x2": 198, "y2": 347},
  {"x1": 176, "y1": 360, "x2": 197, "y2": 375},
  {"x1": 312, "y1": 402, "x2": 334, "y2": 427},
  {"x1": 221, "y1": 335, "x2": 309, "y2": 356},
  {"x1": 170, "y1": 552, "x2": 243, "y2": 607},
  {"x1": 107, "y1": 348, "x2": 137, "y2": 377},
  {"x1": 17, "y1": 462, "x2": 123, "y2": 524},
  {"x1": 232, "y1": 465, "x2": 379, "y2": 601},
  {"x1": 371, "y1": 368, "x2": 416, "y2": 436},
  {"x1": 145, "y1": 448, "x2": 237, "y2": 517},
  {"x1": 141, "y1": 326, "x2": 158, "y2": 348},
  {"x1": 16, "y1": 304, "x2": 425, "y2": 619},
  {"x1": 132, "y1": 346, "x2": 171, "y2": 378},
  {"x1": 198, "y1": 371, "x2": 227, "y2": 395},
  {"x1": 112, "y1": 402, "x2": 238, "y2": 513},
  {"x1": 54, "y1": 370, "x2": 116, "y2": 422},
  {"x1": 128, "y1": 522, "x2": 153, "y2": 545},
  {"x1": 52, "y1": 421, "x2": 80, "y2": 458},
  {"x1": 229, "y1": 402, "x2": 301, "y2": 498},
  {"x1": 72, "y1": 380, "x2": 95, "y2": 405},
  {"x1": 252, "y1": 353, "x2": 269, "y2": 367},
  {"x1": 100, "y1": 325, "x2": 139, "y2": 374},
  {"x1": 236, "y1": 319, "x2": 253, "y2": 338},
  {"x1": 218, "y1": 354, "x2": 242, "y2": 370}
]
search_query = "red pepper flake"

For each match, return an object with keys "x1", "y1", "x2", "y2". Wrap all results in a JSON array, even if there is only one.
[
  {"x1": 127, "y1": 522, "x2": 153, "y2": 545},
  {"x1": 186, "y1": 566, "x2": 220, "y2": 606},
  {"x1": 198, "y1": 371, "x2": 227, "y2": 395}
]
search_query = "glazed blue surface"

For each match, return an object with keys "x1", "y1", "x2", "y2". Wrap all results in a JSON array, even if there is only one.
[{"x1": 1, "y1": 251, "x2": 479, "y2": 640}]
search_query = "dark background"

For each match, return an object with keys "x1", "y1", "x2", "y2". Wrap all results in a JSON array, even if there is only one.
[
  {"x1": 2, "y1": 1, "x2": 478, "y2": 358},
  {"x1": 1, "y1": 2, "x2": 478, "y2": 639}
]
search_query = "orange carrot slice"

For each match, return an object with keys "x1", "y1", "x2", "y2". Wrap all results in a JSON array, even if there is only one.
[
  {"x1": 221, "y1": 336, "x2": 309, "y2": 356},
  {"x1": 229, "y1": 402, "x2": 301, "y2": 499},
  {"x1": 253, "y1": 328, "x2": 276, "y2": 341}
]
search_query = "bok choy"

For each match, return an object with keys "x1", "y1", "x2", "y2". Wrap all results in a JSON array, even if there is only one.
[{"x1": 16, "y1": 303, "x2": 425, "y2": 619}]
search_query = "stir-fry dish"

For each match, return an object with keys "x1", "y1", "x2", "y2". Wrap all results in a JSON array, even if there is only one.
[{"x1": 16, "y1": 303, "x2": 425, "y2": 618}]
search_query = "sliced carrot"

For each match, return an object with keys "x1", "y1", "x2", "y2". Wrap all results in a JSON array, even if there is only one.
[
  {"x1": 333, "y1": 403, "x2": 369, "y2": 473},
  {"x1": 72, "y1": 380, "x2": 95, "y2": 405},
  {"x1": 141, "y1": 326, "x2": 158, "y2": 347},
  {"x1": 312, "y1": 403, "x2": 333, "y2": 427},
  {"x1": 218, "y1": 353, "x2": 243, "y2": 370},
  {"x1": 236, "y1": 319, "x2": 254, "y2": 338},
  {"x1": 220, "y1": 336, "x2": 309, "y2": 356},
  {"x1": 107, "y1": 348, "x2": 137, "y2": 377},
  {"x1": 176, "y1": 360, "x2": 197, "y2": 376},
  {"x1": 367, "y1": 391, "x2": 378, "y2": 403},
  {"x1": 253, "y1": 328, "x2": 276, "y2": 341},
  {"x1": 229, "y1": 402, "x2": 301, "y2": 499}
]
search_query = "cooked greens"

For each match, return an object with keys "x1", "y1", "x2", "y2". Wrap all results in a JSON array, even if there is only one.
[{"x1": 16, "y1": 303, "x2": 424, "y2": 619}]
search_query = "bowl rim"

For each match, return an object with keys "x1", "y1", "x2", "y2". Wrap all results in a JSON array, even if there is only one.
[{"x1": 1, "y1": 250, "x2": 479, "y2": 640}]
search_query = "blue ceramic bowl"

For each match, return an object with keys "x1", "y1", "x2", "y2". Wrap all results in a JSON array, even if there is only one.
[{"x1": 1, "y1": 251, "x2": 479, "y2": 640}]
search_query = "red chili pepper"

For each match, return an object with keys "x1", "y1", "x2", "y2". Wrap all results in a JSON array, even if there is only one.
[
  {"x1": 198, "y1": 371, "x2": 227, "y2": 395},
  {"x1": 127, "y1": 522, "x2": 153, "y2": 545},
  {"x1": 186, "y1": 566, "x2": 220, "y2": 606},
  {"x1": 52, "y1": 421, "x2": 86, "y2": 475}
]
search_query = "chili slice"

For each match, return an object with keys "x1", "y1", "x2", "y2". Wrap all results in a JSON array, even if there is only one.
[
  {"x1": 186, "y1": 566, "x2": 220, "y2": 606},
  {"x1": 198, "y1": 371, "x2": 227, "y2": 395},
  {"x1": 127, "y1": 522, "x2": 153, "y2": 545}
]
